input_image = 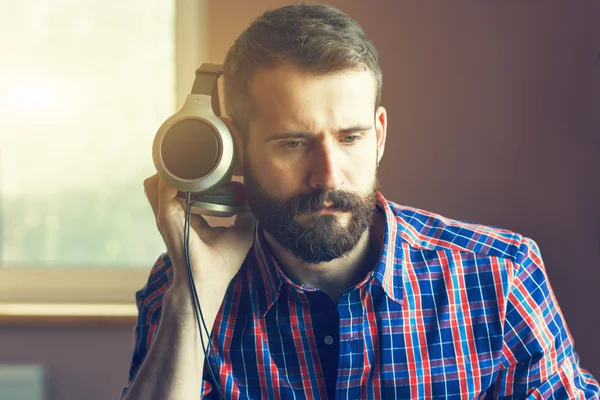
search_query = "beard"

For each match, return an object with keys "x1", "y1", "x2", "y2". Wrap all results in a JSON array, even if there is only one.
[{"x1": 243, "y1": 165, "x2": 379, "y2": 264}]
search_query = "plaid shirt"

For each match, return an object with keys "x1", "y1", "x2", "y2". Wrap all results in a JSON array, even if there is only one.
[{"x1": 124, "y1": 192, "x2": 600, "y2": 399}]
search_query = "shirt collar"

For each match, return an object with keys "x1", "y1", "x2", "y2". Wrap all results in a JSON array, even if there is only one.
[
  {"x1": 248, "y1": 225, "x2": 286, "y2": 317},
  {"x1": 249, "y1": 191, "x2": 404, "y2": 316},
  {"x1": 370, "y1": 191, "x2": 404, "y2": 305}
]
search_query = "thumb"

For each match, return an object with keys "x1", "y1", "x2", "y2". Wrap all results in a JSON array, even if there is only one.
[{"x1": 156, "y1": 178, "x2": 185, "y2": 234}]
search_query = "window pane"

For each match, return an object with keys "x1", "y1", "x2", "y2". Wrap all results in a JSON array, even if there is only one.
[{"x1": 0, "y1": 0, "x2": 173, "y2": 267}]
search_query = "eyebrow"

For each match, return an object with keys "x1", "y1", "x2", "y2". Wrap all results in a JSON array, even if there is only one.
[{"x1": 265, "y1": 125, "x2": 373, "y2": 141}]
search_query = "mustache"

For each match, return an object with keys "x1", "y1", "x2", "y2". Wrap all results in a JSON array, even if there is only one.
[{"x1": 289, "y1": 190, "x2": 363, "y2": 216}]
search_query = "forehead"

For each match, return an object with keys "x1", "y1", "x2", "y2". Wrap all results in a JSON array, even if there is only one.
[{"x1": 247, "y1": 64, "x2": 377, "y2": 135}]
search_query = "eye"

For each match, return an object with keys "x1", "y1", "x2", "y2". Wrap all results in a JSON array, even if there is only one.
[
  {"x1": 341, "y1": 135, "x2": 361, "y2": 144},
  {"x1": 282, "y1": 141, "x2": 305, "y2": 149}
]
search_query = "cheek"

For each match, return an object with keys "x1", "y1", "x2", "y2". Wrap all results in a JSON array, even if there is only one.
[
  {"x1": 270, "y1": 163, "x2": 306, "y2": 195},
  {"x1": 248, "y1": 152, "x2": 303, "y2": 195},
  {"x1": 347, "y1": 163, "x2": 376, "y2": 189},
  {"x1": 343, "y1": 147, "x2": 378, "y2": 187}
]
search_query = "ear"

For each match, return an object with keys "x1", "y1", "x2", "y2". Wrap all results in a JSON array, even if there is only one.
[
  {"x1": 221, "y1": 117, "x2": 244, "y2": 177},
  {"x1": 374, "y1": 106, "x2": 387, "y2": 166}
]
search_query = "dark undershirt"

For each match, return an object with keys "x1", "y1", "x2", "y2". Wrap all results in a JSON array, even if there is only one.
[{"x1": 306, "y1": 290, "x2": 340, "y2": 400}]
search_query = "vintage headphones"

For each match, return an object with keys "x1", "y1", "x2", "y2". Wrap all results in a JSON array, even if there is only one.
[{"x1": 152, "y1": 63, "x2": 246, "y2": 217}]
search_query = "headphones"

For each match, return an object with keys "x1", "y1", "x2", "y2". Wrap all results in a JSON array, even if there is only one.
[{"x1": 152, "y1": 63, "x2": 246, "y2": 217}]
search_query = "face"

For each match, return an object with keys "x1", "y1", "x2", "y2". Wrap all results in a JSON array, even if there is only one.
[{"x1": 240, "y1": 64, "x2": 387, "y2": 263}]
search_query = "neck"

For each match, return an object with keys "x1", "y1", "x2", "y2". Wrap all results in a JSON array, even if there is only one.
[{"x1": 264, "y1": 211, "x2": 385, "y2": 302}]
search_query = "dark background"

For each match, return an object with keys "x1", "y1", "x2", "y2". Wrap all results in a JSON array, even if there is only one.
[{"x1": 0, "y1": 1, "x2": 597, "y2": 399}]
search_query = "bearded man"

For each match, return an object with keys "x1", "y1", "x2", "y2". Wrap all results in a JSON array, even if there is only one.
[{"x1": 122, "y1": 3, "x2": 600, "y2": 399}]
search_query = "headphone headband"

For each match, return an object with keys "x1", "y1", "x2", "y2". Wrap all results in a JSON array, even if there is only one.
[{"x1": 191, "y1": 63, "x2": 223, "y2": 116}]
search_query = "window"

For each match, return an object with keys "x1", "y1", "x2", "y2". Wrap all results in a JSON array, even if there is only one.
[{"x1": 0, "y1": 0, "x2": 207, "y2": 315}]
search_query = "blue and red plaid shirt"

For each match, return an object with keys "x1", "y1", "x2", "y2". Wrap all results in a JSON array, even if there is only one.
[{"x1": 124, "y1": 192, "x2": 600, "y2": 399}]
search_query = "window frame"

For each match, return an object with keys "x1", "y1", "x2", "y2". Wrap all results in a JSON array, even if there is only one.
[{"x1": 0, "y1": 0, "x2": 208, "y2": 322}]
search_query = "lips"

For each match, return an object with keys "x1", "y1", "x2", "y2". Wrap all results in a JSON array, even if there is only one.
[
  {"x1": 313, "y1": 205, "x2": 348, "y2": 214},
  {"x1": 291, "y1": 192, "x2": 357, "y2": 217},
  {"x1": 315, "y1": 208, "x2": 336, "y2": 214}
]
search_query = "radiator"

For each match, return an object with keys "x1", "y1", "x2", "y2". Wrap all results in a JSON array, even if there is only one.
[{"x1": 0, "y1": 364, "x2": 45, "y2": 400}]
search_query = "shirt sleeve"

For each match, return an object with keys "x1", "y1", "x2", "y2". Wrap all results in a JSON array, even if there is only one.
[
  {"x1": 488, "y1": 238, "x2": 600, "y2": 399},
  {"x1": 120, "y1": 253, "x2": 216, "y2": 399}
]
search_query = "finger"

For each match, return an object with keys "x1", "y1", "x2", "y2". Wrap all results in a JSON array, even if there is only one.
[
  {"x1": 189, "y1": 213, "x2": 215, "y2": 243},
  {"x1": 172, "y1": 197, "x2": 215, "y2": 243},
  {"x1": 232, "y1": 210, "x2": 256, "y2": 236},
  {"x1": 157, "y1": 176, "x2": 179, "y2": 203},
  {"x1": 155, "y1": 178, "x2": 187, "y2": 238},
  {"x1": 143, "y1": 174, "x2": 160, "y2": 218}
]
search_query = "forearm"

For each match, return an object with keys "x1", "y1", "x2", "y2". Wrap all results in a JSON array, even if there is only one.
[{"x1": 122, "y1": 282, "x2": 223, "y2": 400}]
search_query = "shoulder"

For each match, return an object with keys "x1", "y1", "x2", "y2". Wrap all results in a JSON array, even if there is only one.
[{"x1": 385, "y1": 199, "x2": 526, "y2": 262}]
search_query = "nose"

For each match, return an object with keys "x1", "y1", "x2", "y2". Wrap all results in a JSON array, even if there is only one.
[{"x1": 308, "y1": 140, "x2": 344, "y2": 191}]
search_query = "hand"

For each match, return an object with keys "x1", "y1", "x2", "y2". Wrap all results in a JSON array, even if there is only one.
[{"x1": 143, "y1": 173, "x2": 256, "y2": 297}]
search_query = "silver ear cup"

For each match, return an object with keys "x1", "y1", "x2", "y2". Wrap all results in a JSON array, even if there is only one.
[
  {"x1": 153, "y1": 94, "x2": 243, "y2": 217},
  {"x1": 159, "y1": 118, "x2": 221, "y2": 181}
]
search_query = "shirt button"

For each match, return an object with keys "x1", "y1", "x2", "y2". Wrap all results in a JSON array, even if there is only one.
[{"x1": 324, "y1": 335, "x2": 334, "y2": 345}]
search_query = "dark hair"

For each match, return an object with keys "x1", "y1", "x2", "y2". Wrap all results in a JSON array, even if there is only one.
[{"x1": 222, "y1": 3, "x2": 382, "y2": 136}]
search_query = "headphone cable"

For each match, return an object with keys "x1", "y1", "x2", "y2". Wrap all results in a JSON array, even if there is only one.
[{"x1": 184, "y1": 192, "x2": 225, "y2": 399}]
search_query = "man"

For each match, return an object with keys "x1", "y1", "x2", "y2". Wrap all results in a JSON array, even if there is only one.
[{"x1": 122, "y1": 3, "x2": 599, "y2": 399}]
